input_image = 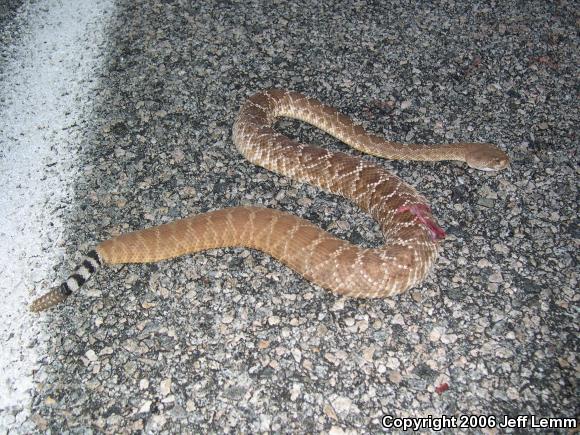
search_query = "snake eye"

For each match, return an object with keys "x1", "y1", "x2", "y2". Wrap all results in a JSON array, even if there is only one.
[{"x1": 497, "y1": 157, "x2": 509, "y2": 168}]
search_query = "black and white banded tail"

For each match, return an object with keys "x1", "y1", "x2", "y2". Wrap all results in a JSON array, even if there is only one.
[{"x1": 30, "y1": 250, "x2": 102, "y2": 312}]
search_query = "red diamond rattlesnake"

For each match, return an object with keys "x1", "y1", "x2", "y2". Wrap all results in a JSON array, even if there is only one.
[{"x1": 31, "y1": 89, "x2": 509, "y2": 312}]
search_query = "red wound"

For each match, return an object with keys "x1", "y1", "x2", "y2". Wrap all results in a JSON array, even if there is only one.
[{"x1": 396, "y1": 204, "x2": 446, "y2": 241}]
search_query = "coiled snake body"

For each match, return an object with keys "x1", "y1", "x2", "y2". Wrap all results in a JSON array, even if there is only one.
[{"x1": 31, "y1": 90, "x2": 508, "y2": 312}]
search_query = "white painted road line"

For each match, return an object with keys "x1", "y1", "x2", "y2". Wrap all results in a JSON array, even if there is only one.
[{"x1": 0, "y1": 0, "x2": 114, "y2": 430}]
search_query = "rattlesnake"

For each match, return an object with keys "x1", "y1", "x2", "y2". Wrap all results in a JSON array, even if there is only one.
[{"x1": 30, "y1": 89, "x2": 509, "y2": 312}]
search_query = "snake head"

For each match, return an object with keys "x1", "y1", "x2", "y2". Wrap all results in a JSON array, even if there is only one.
[{"x1": 464, "y1": 143, "x2": 510, "y2": 171}]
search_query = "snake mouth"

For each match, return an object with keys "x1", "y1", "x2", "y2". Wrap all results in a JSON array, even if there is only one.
[
  {"x1": 478, "y1": 165, "x2": 505, "y2": 172},
  {"x1": 477, "y1": 157, "x2": 510, "y2": 171}
]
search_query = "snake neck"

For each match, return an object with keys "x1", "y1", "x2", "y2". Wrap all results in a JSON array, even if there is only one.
[
  {"x1": 239, "y1": 89, "x2": 469, "y2": 164},
  {"x1": 364, "y1": 140, "x2": 468, "y2": 163}
]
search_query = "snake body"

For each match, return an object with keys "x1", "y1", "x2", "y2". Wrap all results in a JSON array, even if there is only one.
[{"x1": 31, "y1": 89, "x2": 508, "y2": 312}]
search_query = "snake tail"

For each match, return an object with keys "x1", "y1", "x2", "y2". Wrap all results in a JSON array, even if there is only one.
[{"x1": 30, "y1": 250, "x2": 102, "y2": 312}]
